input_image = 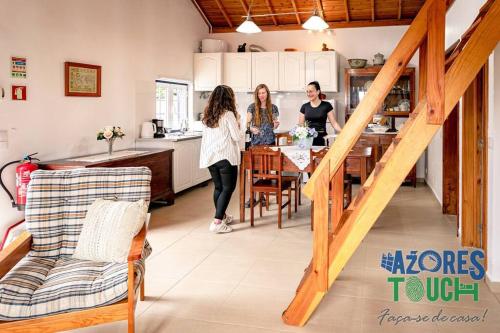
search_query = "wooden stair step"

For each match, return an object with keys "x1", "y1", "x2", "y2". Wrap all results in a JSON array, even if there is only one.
[
  {"x1": 374, "y1": 162, "x2": 385, "y2": 177},
  {"x1": 354, "y1": 186, "x2": 370, "y2": 207},
  {"x1": 333, "y1": 209, "x2": 353, "y2": 235},
  {"x1": 296, "y1": 260, "x2": 313, "y2": 293}
]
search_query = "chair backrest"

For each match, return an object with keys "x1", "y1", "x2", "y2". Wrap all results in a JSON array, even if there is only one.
[
  {"x1": 275, "y1": 133, "x2": 292, "y2": 146},
  {"x1": 310, "y1": 148, "x2": 329, "y2": 173},
  {"x1": 249, "y1": 146, "x2": 283, "y2": 182},
  {"x1": 25, "y1": 167, "x2": 152, "y2": 258}
]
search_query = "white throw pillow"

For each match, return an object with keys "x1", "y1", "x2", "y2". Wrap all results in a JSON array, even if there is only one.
[{"x1": 73, "y1": 198, "x2": 148, "y2": 263}]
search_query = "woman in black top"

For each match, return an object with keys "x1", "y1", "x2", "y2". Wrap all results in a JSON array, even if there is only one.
[{"x1": 299, "y1": 81, "x2": 342, "y2": 146}]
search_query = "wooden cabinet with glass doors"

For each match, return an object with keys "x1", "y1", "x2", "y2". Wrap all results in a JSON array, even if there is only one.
[{"x1": 344, "y1": 66, "x2": 416, "y2": 186}]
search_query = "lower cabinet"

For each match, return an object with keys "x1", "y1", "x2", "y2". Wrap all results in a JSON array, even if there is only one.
[{"x1": 136, "y1": 138, "x2": 211, "y2": 193}]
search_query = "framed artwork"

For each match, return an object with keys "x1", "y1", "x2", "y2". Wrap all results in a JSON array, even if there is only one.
[
  {"x1": 11, "y1": 57, "x2": 27, "y2": 78},
  {"x1": 64, "y1": 62, "x2": 101, "y2": 97},
  {"x1": 12, "y1": 85, "x2": 27, "y2": 100}
]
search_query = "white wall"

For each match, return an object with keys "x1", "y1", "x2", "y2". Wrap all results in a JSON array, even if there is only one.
[
  {"x1": 0, "y1": 0, "x2": 207, "y2": 240},
  {"x1": 210, "y1": 27, "x2": 426, "y2": 178},
  {"x1": 487, "y1": 46, "x2": 500, "y2": 283}
]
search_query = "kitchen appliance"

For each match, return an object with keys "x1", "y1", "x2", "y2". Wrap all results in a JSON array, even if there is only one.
[
  {"x1": 201, "y1": 39, "x2": 227, "y2": 53},
  {"x1": 140, "y1": 121, "x2": 156, "y2": 139},
  {"x1": 152, "y1": 119, "x2": 165, "y2": 138}
]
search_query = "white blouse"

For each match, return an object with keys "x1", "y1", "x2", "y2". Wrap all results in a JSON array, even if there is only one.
[{"x1": 199, "y1": 111, "x2": 241, "y2": 168}]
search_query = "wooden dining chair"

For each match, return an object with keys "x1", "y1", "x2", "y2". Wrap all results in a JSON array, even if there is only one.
[
  {"x1": 310, "y1": 148, "x2": 352, "y2": 231},
  {"x1": 249, "y1": 147, "x2": 292, "y2": 229},
  {"x1": 275, "y1": 133, "x2": 302, "y2": 211}
]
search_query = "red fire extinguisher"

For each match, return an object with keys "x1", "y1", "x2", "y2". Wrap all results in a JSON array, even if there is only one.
[{"x1": 0, "y1": 153, "x2": 39, "y2": 211}]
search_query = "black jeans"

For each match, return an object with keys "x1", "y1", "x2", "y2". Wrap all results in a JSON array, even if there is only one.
[{"x1": 208, "y1": 159, "x2": 238, "y2": 220}]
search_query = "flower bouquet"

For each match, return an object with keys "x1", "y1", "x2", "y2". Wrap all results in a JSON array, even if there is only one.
[
  {"x1": 289, "y1": 122, "x2": 318, "y2": 149},
  {"x1": 97, "y1": 126, "x2": 125, "y2": 155}
]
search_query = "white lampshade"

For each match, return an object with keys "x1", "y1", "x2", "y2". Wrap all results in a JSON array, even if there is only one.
[
  {"x1": 236, "y1": 17, "x2": 262, "y2": 34},
  {"x1": 302, "y1": 14, "x2": 329, "y2": 31}
]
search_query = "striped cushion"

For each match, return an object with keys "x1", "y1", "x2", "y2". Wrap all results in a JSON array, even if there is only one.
[
  {"x1": 25, "y1": 167, "x2": 152, "y2": 258},
  {"x1": 0, "y1": 167, "x2": 153, "y2": 320},
  {"x1": 0, "y1": 253, "x2": 146, "y2": 320}
]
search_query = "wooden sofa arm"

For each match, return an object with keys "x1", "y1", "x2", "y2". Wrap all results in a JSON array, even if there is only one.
[
  {"x1": 0, "y1": 231, "x2": 32, "y2": 279},
  {"x1": 128, "y1": 224, "x2": 146, "y2": 262},
  {"x1": 127, "y1": 213, "x2": 150, "y2": 262}
]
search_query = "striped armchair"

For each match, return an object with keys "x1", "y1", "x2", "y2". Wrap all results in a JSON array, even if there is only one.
[{"x1": 0, "y1": 167, "x2": 152, "y2": 333}]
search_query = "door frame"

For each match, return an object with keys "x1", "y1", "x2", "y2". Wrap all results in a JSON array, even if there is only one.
[{"x1": 461, "y1": 64, "x2": 488, "y2": 260}]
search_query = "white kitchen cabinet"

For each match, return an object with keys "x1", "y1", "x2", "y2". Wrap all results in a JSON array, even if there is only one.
[
  {"x1": 279, "y1": 51, "x2": 305, "y2": 92},
  {"x1": 135, "y1": 137, "x2": 211, "y2": 193},
  {"x1": 194, "y1": 53, "x2": 222, "y2": 91},
  {"x1": 252, "y1": 52, "x2": 279, "y2": 91},
  {"x1": 305, "y1": 51, "x2": 338, "y2": 92},
  {"x1": 223, "y1": 53, "x2": 252, "y2": 92}
]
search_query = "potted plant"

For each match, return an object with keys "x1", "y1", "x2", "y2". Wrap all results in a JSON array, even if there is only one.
[
  {"x1": 97, "y1": 126, "x2": 125, "y2": 155},
  {"x1": 289, "y1": 122, "x2": 318, "y2": 149}
]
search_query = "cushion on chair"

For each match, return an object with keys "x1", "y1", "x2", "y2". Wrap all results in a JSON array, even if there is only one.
[
  {"x1": 72, "y1": 198, "x2": 148, "y2": 263},
  {"x1": 25, "y1": 167, "x2": 152, "y2": 258},
  {"x1": 0, "y1": 252, "x2": 148, "y2": 320},
  {"x1": 0, "y1": 167, "x2": 153, "y2": 321}
]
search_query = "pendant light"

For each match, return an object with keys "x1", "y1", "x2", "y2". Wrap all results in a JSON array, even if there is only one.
[
  {"x1": 236, "y1": 0, "x2": 261, "y2": 34},
  {"x1": 302, "y1": 9, "x2": 329, "y2": 31},
  {"x1": 236, "y1": 16, "x2": 262, "y2": 34}
]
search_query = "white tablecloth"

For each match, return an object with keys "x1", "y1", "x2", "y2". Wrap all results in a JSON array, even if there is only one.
[{"x1": 270, "y1": 145, "x2": 326, "y2": 171}]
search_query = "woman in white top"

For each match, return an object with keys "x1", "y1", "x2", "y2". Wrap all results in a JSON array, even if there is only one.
[{"x1": 200, "y1": 85, "x2": 241, "y2": 233}]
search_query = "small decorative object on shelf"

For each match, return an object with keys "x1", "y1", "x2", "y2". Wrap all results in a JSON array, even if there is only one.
[
  {"x1": 289, "y1": 122, "x2": 318, "y2": 150},
  {"x1": 97, "y1": 126, "x2": 125, "y2": 156}
]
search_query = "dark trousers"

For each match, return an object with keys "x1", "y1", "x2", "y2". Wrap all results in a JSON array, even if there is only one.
[
  {"x1": 208, "y1": 159, "x2": 238, "y2": 220},
  {"x1": 313, "y1": 135, "x2": 326, "y2": 146}
]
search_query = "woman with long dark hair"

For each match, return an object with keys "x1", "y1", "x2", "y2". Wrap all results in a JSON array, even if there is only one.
[
  {"x1": 200, "y1": 85, "x2": 241, "y2": 233},
  {"x1": 299, "y1": 81, "x2": 342, "y2": 146}
]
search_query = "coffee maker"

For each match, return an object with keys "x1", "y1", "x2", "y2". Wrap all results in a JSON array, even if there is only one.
[{"x1": 152, "y1": 119, "x2": 165, "y2": 138}]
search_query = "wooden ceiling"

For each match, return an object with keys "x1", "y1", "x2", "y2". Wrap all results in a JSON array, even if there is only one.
[{"x1": 191, "y1": 0, "x2": 426, "y2": 33}]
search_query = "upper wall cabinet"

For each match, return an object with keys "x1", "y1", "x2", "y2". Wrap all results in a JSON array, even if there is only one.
[
  {"x1": 223, "y1": 53, "x2": 252, "y2": 92},
  {"x1": 279, "y1": 52, "x2": 305, "y2": 92},
  {"x1": 194, "y1": 53, "x2": 222, "y2": 91},
  {"x1": 252, "y1": 52, "x2": 279, "y2": 91},
  {"x1": 305, "y1": 51, "x2": 338, "y2": 92}
]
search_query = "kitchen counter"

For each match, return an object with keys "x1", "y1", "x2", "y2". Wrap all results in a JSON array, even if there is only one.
[{"x1": 137, "y1": 132, "x2": 202, "y2": 142}]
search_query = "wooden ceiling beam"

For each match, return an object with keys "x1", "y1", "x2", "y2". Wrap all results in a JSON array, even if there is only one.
[
  {"x1": 291, "y1": 0, "x2": 302, "y2": 24},
  {"x1": 371, "y1": 0, "x2": 375, "y2": 21},
  {"x1": 344, "y1": 0, "x2": 350, "y2": 22},
  {"x1": 398, "y1": 0, "x2": 402, "y2": 19},
  {"x1": 214, "y1": 0, "x2": 233, "y2": 28},
  {"x1": 239, "y1": 0, "x2": 249, "y2": 14},
  {"x1": 212, "y1": 18, "x2": 413, "y2": 33},
  {"x1": 265, "y1": 0, "x2": 278, "y2": 25}
]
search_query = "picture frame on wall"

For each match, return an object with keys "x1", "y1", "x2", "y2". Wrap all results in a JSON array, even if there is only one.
[{"x1": 64, "y1": 62, "x2": 101, "y2": 97}]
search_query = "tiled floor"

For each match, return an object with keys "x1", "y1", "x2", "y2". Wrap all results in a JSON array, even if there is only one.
[{"x1": 73, "y1": 183, "x2": 500, "y2": 333}]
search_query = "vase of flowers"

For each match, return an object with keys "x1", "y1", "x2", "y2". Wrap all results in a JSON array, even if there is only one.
[
  {"x1": 289, "y1": 122, "x2": 318, "y2": 149},
  {"x1": 97, "y1": 126, "x2": 125, "y2": 156}
]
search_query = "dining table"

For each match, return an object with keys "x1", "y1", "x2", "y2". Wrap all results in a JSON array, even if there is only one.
[{"x1": 239, "y1": 145, "x2": 372, "y2": 223}]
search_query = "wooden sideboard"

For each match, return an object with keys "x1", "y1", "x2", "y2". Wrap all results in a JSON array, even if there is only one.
[
  {"x1": 357, "y1": 133, "x2": 416, "y2": 187},
  {"x1": 38, "y1": 148, "x2": 175, "y2": 204}
]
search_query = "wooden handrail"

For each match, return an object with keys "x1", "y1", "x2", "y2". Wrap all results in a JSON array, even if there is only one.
[{"x1": 303, "y1": 0, "x2": 456, "y2": 199}]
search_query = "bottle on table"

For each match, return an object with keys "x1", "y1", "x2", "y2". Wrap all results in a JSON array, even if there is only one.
[{"x1": 245, "y1": 125, "x2": 252, "y2": 150}]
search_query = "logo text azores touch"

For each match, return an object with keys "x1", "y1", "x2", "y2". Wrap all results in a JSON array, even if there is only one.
[{"x1": 380, "y1": 250, "x2": 485, "y2": 302}]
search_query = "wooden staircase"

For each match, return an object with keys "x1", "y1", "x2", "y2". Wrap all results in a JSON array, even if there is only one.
[{"x1": 282, "y1": 0, "x2": 500, "y2": 326}]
